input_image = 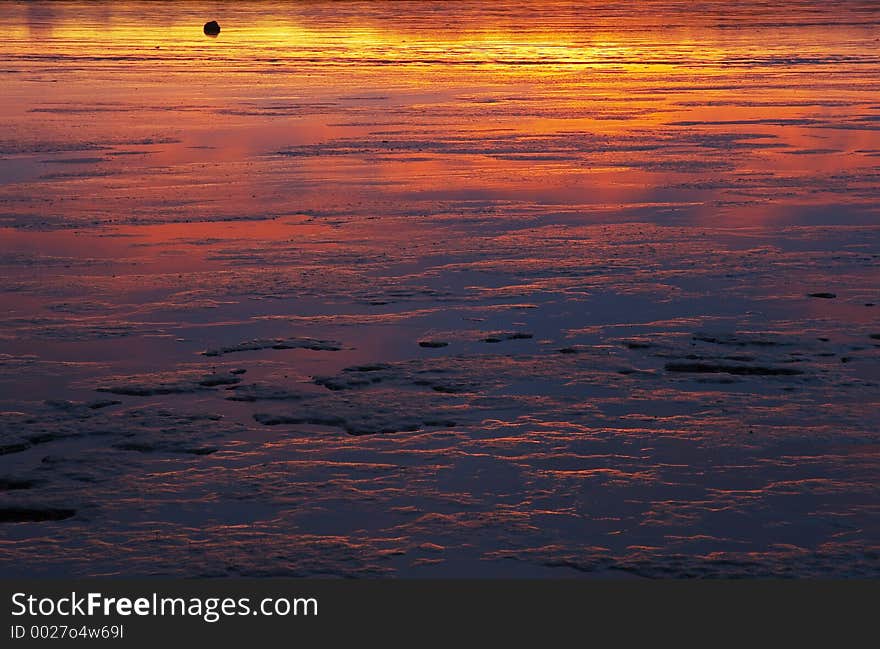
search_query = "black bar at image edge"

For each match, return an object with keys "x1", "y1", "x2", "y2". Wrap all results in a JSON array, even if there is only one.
[{"x1": 1, "y1": 580, "x2": 877, "y2": 646}]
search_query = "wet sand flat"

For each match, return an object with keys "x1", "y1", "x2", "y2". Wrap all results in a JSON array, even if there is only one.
[{"x1": 0, "y1": 1, "x2": 878, "y2": 577}]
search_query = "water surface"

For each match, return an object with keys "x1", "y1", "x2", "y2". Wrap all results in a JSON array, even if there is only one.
[{"x1": 0, "y1": 1, "x2": 878, "y2": 577}]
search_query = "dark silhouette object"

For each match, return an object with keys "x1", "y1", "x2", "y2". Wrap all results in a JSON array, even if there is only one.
[
  {"x1": 664, "y1": 362, "x2": 803, "y2": 376},
  {"x1": 204, "y1": 20, "x2": 220, "y2": 36},
  {"x1": 0, "y1": 507, "x2": 76, "y2": 522}
]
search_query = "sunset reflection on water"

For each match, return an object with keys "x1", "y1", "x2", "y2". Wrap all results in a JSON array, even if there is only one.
[{"x1": 0, "y1": 1, "x2": 878, "y2": 578}]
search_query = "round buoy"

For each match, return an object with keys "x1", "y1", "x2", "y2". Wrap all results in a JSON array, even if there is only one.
[{"x1": 204, "y1": 21, "x2": 221, "y2": 36}]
